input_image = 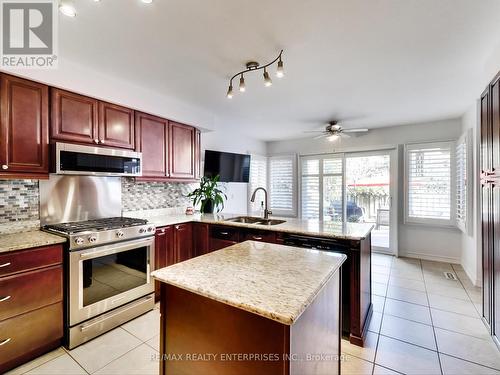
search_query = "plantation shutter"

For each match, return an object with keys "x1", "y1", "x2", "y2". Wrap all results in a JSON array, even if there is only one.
[
  {"x1": 269, "y1": 155, "x2": 297, "y2": 216},
  {"x1": 456, "y1": 133, "x2": 468, "y2": 232},
  {"x1": 406, "y1": 142, "x2": 453, "y2": 224},
  {"x1": 248, "y1": 155, "x2": 268, "y2": 214},
  {"x1": 301, "y1": 158, "x2": 320, "y2": 219}
]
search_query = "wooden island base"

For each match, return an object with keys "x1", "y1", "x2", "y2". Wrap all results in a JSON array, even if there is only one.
[{"x1": 158, "y1": 273, "x2": 341, "y2": 375}]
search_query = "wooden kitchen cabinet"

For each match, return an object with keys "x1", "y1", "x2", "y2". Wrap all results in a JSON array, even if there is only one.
[
  {"x1": 135, "y1": 112, "x2": 169, "y2": 178},
  {"x1": 0, "y1": 74, "x2": 49, "y2": 179},
  {"x1": 98, "y1": 101, "x2": 135, "y2": 149},
  {"x1": 50, "y1": 88, "x2": 99, "y2": 145},
  {"x1": 174, "y1": 223, "x2": 194, "y2": 262},
  {"x1": 169, "y1": 121, "x2": 196, "y2": 180},
  {"x1": 0, "y1": 244, "x2": 63, "y2": 373},
  {"x1": 193, "y1": 223, "x2": 210, "y2": 256},
  {"x1": 154, "y1": 226, "x2": 174, "y2": 301}
]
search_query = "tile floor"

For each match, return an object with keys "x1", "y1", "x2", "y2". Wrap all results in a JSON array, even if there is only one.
[{"x1": 6, "y1": 254, "x2": 500, "y2": 375}]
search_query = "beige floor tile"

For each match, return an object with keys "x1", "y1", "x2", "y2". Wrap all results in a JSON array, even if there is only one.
[
  {"x1": 467, "y1": 289, "x2": 482, "y2": 303},
  {"x1": 389, "y1": 276, "x2": 426, "y2": 292},
  {"x1": 5, "y1": 348, "x2": 66, "y2": 375},
  {"x1": 373, "y1": 364, "x2": 401, "y2": 374},
  {"x1": 389, "y1": 268, "x2": 423, "y2": 281},
  {"x1": 392, "y1": 257, "x2": 421, "y2": 266},
  {"x1": 341, "y1": 355, "x2": 374, "y2": 375},
  {"x1": 373, "y1": 254, "x2": 394, "y2": 268},
  {"x1": 373, "y1": 282, "x2": 388, "y2": 297},
  {"x1": 440, "y1": 353, "x2": 500, "y2": 374},
  {"x1": 369, "y1": 311, "x2": 383, "y2": 333},
  {"x1": 427, "y1": 293, "x2": 479, "y2": 317},
  {"x1": 145, "y1": 335, "x2": 160, "y2": 351},
  {"x1": 431, "y1": 308, "x2": 490, "y2": 339},
  {"x1": 386, "y1": 285, "x2": 428, "y2": 306},
  {"x1": 373, "y1": 264, "x2": 391, "y2": 275},
  {"x1": 391, "y1": 262, "x2": 422, "y2": 272},
  {"x1": 384, "y1": 298, "x2": 432, "y2": 325},
  {"x1": 373, "y1": 272, "x2": 390, "y2": 285},
  {"x1": 372, "y1": 295, "x2": 386, "y2": 312},
  {"x1": 425, "y1": 283, "x2": 470, "y2": 301},
  {"x1": 423, "y1": 274, "x2": 464, "y2": 289},
  {"x1": 68, "y1": 327, "x2": 142, "y2": 373},
  {"x1": 342, "y1": 332, "x2": 379, "y2": 362},
  {"x1": 94, "y1": 344, "x2": 159, "y2": 375},
  {"x1": 375, "y1": 335, "x2": 441, "y2": 375},
  {"x1": 122, "y1": 309, "x2": 160, "y2": 342},
  {"x1": 380, "y1": 314, "x2": 436, "y2": 350},
  {"x1": 25, "y1": 353, "x2": 86, "y2": 375},
  {"x1": 421, "y1": 260, "x2": 454, "y2": 271},
  {"x1": 435, "y1": 328, "x2": 500, "y2": 370}
]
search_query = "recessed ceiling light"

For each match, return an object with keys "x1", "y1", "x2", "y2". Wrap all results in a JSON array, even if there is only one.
[
  {"x1": 59, "y1": 1, "x2": 77, "y2": 17},
  {"x1": 141, "y1": 0, "x2": 153, "y2": 3}
]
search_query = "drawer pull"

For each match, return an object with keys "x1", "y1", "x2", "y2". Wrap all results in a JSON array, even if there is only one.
[
  {"x1": 220, "y1": 232, "x2": 229, "y2": 235},
  {"x1": 0, "y1": 262, "x2": 11, "y2": 268},
  {"x1": 0, "y1": 295, "x2": 11, "y2": 302},
  {"x1": 0, "y1": 338, "x2": 11, "y2": 346},
  {"x1": 253, "y1": 236, "x2": 263, "y2": 240}
]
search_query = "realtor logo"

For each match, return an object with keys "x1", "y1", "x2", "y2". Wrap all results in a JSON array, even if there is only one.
[{"x1": 1, "y1": 0, "x2": 58, "y2": 68}]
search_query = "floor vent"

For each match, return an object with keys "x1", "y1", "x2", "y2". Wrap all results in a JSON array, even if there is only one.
[{"x1": 444, "y1": 272, "x2": 458, "y2": 281}]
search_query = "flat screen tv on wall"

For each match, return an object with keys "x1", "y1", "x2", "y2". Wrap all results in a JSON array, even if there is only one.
[{"x1": 203, "y1": 150, "x2": 251, "y2": 183}]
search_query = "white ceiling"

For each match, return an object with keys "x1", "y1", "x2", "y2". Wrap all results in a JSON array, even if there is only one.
[{"x1": 57, "y1": 0, "x2": 500, "y2": 141}]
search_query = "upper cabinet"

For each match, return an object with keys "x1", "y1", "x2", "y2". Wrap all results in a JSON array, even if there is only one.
[
  {"x1": 136, "y1": 114, "x2": 200, "y2": 181},
  {"x1": 50, "y1": 90, "x2": 134, "y2": 149},
  {"x1": 135, "y1": 111, "x2": 169, "y2": 178},
  {"x1": 0, "y1": 74, "x2": 49, "y2": 178},
  {"x1": 98, "y1": 102, "x2": 135, "y2": 149},
  {"x1": 169, "y1": 121, "x2": 196, "y2": 180}
]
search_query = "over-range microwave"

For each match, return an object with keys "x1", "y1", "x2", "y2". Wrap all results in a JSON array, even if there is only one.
[{"x1": 55, "y1": 142, "x2": 142, "y2": 177}]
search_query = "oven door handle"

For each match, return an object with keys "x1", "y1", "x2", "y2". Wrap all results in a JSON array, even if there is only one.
[{"x1": 78, "y1": 237, "x2": 154, "y2": 260}]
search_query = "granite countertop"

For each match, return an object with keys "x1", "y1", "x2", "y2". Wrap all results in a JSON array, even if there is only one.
[
  {"x1": 128, "y1": 211, "x2": 374, "y2": 241},
  {"x1": 152, "y1": 240, "x2": 346, "y2": 325},
  {"x1": 0, "y1": 230, "x2": 67, "y2": 254}
]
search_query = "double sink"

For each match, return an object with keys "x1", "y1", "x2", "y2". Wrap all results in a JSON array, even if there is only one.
[{"x1": 224, "y1": 216, "x2": 286, "y2": 226}]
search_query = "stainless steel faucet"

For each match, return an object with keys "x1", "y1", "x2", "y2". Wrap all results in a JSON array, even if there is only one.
[{"x1": 250, "y1": 187, "x2": 272, "y2": 219}]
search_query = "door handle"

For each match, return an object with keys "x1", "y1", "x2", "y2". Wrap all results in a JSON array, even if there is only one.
[
  {"x1": 0, "y1": 262, "x2": 11, "y2": 268},
  {"x1": 0, "y1": 338, "x2": 11, "y2": 346},
  {"x1": 252, "y1": 236, "x2": 263, "y2": 240},
  {"x1": 0, "y1": 296, "x2": 11, "y2": 302}
]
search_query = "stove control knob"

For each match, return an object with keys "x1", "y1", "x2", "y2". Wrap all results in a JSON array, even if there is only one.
[
  {"x1": 139, "y1": 228, "x2": 146, "y2": 234},
  {"x1": 75, "y1": 237, "x2": 84, "y2": 246},
  {"x1": 116, "y1": 230, "x2": 124, "y2": 238},
  {"x1": 88, "y1": 235, "x2": 98, "y2": 243},
  {"x1": 147, "y1": 226, "x2": 154, "y2": 233}
]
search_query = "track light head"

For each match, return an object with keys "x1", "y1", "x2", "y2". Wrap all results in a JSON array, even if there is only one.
[
  {"x1": 239, "y1": 75, "x2": 246, "y2": 92},
  {"x1": 226, "y1": 84, "x2": 233, "y2": 99},
  {"x1": 263, "y1": 68, "x2": 272, "y2": 87},
  {"x1": 276, "y1": 59, "x2": 284, "y2": 78}
]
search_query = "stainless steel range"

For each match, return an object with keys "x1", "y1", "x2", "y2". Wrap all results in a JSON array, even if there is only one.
[{"x1": 40, "y1": 176, "x2": 156, "y2": 349}]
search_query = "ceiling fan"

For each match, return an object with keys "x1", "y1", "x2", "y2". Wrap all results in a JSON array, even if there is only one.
[{"x1": 304, "y1": 121, "x2": 369, "y2": 142}]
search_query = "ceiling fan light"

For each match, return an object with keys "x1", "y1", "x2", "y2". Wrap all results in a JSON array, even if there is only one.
[
  {"x1": 239, "y1": 75, "x2": 246, "y2": 92},
  {"x1": 328, "y1": 134, "x2": 340, "y2": 142},
  {"x1": 263, "y1": 68, "x2": 272, "y2": 87},
  {"x1": 226, "y1": 84, "x2": 233, "y2": 99},
  {"x1": 59, "y1": 1, "x2": 77, "y2": 17},
  {"x1": 141, "y1": 0, "x2": 153, "y2": 3},
  {"x1": 276, "y1": 59, "x2": 284, "y2": 78}
]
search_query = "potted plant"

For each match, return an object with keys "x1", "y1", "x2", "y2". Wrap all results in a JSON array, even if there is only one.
[{"x1": 187, "y1": 175, "x2": 227, "y2": 214}]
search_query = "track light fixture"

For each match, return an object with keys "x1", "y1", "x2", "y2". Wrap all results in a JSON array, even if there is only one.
[{"x1": 225, "y1": 50, "x2": 284, "y2": 98}]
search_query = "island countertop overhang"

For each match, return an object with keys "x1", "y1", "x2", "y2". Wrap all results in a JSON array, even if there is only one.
[{"x1": 151, "y1": 240, "x2": 346, "y2": 325}]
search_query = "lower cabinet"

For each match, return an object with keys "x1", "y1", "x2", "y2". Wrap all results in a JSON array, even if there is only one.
[
  {"x1": 174, "y1": 224, "x2": 193, "y2": 262},
  {"x1": 154, "y1": 226, "x2": 174, "y2": 301},
  {"x1": 193, "y1": 223, "x2": 210, "y2": 256},
  {"x1": 0, "y1": 245, "x2": 63, "y2": 373}
]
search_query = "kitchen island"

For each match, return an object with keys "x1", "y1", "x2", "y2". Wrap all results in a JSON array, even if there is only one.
[{"x1": 152, "y1": 240, "x2": 346, "y2": 375}]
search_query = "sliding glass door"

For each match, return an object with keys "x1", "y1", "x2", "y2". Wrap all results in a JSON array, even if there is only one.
[{"x1": 300, "y1": 149, "x2": 397, "y2": 254}]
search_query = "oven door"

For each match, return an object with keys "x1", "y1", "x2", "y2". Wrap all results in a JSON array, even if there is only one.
[{"x1": 69, "y1": 237, "x2": 154, "y2": 326}]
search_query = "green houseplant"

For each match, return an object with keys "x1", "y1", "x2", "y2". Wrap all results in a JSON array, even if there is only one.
[{"x1": 187, "y1": 175, "x2": 227, "y2": 213}]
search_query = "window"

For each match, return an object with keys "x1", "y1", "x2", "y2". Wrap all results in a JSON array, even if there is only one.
[
  {"x1": 248, "y1": 155, "x2": 268, "y2": 215},
  {"x1": 405, "y1": 142, "x2": 454, "y2": 225},
  {"x1": 268, "y1": 155, "x2": 297, "y2": 216},
  {"x1": 300, "y1": 155, "x2": 344, "y2": 221},
  {"x1": 456, "y1": 130, "x2": 472, "y2": 233}
]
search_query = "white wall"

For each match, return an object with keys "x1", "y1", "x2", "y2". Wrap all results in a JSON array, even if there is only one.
[
  {"x1": 267, "y1": 119, "x2": 464, "y2": 263},
  {"x1": 201, "y1": 130, "x2": 266, "y2": 215}
]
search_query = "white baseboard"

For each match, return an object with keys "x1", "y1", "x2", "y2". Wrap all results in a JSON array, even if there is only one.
[
  {"x1": 399, "y1": 250, "x2": 461, "y2": 264},
  {"x1": 461, "y1": 261, "x2": 481, "y2": 287}
]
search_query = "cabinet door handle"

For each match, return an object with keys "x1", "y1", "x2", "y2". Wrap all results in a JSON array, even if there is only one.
[
  {"x1": 175, "y1": 225, "x2": 181, "y2": 230},
  {"x1": 100, "y1": 140, "x2": 105, "y2": 144},
  {"x1": 252, "y1": 236, "x2": 263, "y2": 240},
  {"x1": 1, "y1": 164, "x2": 8, "y2": 170},
  {"x1": 0, "y1": 262, "x2": 11, "y2": 268},
  {"x1": 0, "y1": 338, "x2": 11, "y2": 346},
  {"x1": 220, "y1": 232, "x2": 229, "y2": 236},
  {"x1": 0, "y1": 295, "x2": 11, "y2": 302},
  {"x1": 94, "y1": 139, "x2": 99, "y2": 144}
]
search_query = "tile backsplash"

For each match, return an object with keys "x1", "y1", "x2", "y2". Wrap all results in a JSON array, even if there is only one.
[
  {"x1": 121, "y1": 178, "x2": 196, "y2": 212},
  {"x1": 0, "y1": 178, "x2": 197, "y2": 233}
]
